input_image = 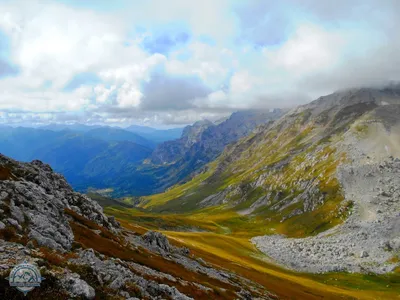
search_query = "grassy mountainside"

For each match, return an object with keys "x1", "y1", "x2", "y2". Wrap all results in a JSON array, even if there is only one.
[
  {"x1": 141, "y1": 110, "x2": 284, "y2": 194},
  {"x1": 97, "y1": 87, "x2": 400, "y2": 299},
  {"x1": 104, "y1": 206, "x2": 400, "y2": 300},
  {"x1": 136, "y1": 88, "x2": 400, "y2": 236}
]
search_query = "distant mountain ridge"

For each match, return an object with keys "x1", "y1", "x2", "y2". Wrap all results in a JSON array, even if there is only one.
[
  {"x1": 41, "y1": 123, "x2": 184, "y2": 144},
  {"x1": 0, "y1": 127, "x2": 153, "y2": 193},
  {"x1": 125, "y1": 124, "x2": 184, "y2": 143},
  {"x1": 84, "y1": 127, "x2": 156, "y2": 149},
  {"x1": 109, "y1": 109, "x2": 285, "y2": 196},
  {"x1": 40, "y1": 123, "x2": 105, "y2": 132},
  {"x1": 0, "y1": 110, "x2": 283, "y2": 196},
  {"x1": 151, "y1": 109, "x2": 284, "y2": 165},
  {"x1": 79, "y1": 110, "x2": 283, "y2": 196}
]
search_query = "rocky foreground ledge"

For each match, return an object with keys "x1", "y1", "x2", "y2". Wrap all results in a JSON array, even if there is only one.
[
  {"x1": 0, "y1": 154, "x2": 275, "y2": 299},
  {"x1": 252, "y1": 157, "x2": 400, "y2": 274}
]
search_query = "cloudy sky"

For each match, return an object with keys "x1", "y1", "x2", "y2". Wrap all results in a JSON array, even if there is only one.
[{"x1": 0, "y1": 0, "x2": 399, "y2": 127}]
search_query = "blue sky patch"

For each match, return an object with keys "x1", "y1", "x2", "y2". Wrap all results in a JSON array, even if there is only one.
[
  {"x1": 0, "y1": 59, "x2": 19, "y2": 79},
  {"x1": 198, "y1": 35, "x2": 216, "y2": 46},
  {"x1": 0, "y1": 30, "x2": 19, "y2": 78},
  {"x1": 142, "y1": 31, "x2": 190, "y2": 55},
  {"x1": 55, "y1": 0, "x2": 126, "y2": 12}
]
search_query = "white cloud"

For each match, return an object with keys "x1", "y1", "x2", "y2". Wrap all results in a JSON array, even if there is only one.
[
  {"x1": 98, "y1": 53, "x2": 166, "y2": 84},
  {"x1": 94, "y1": 84, "x2": 116, "y2": 104},
  {"x1": 0, "y1": 1, "x2": 128, "y2": 89},
  {"x1": 124, "y1": 0, "x2": 236, "y2": 42},
  {"x1": 0, "y1": 0, "x2": 164, "y2": 114},
  {"x1": 166, "y1": 41, "x2": 234, "y2": 89},
  {"x1": 0, "y1": 0, "x2": 400, "y2": 126},
  {"x1": 263, "y1": 24, "x2": 346, "y2": 76},
  {"x1": 116, "y1": 83, "x2": 142, "y2": 108}
]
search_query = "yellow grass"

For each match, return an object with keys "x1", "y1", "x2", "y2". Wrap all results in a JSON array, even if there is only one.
[
  {"x1": 107, "y1": 206, "x2": 400, "y2": 300},
  {"x1": 164, "y1": 230, "x2": 399, "y2": 300}
]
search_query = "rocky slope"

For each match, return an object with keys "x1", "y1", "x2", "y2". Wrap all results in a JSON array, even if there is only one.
[
  {"x1": 253, "y1": 103, "x2": 400, "y2": 274},
  {"x1": 131, "y1": 110, "x2": 283, "y2": 196},
  {"x1": 151, "y1": 110, "x2": 283, "y2": 166},
  {"x1": 138, "y1": 87, "x2": 400, "y2": 275},
  {"x1": 0, "y1": 154, "x2": 276, "y2": 299}
]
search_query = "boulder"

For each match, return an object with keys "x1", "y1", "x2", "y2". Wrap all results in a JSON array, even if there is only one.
[
  {"x1": 142, "y1": 231, "x2": 171, "y2": 253},
  {"x1": 61, "y1": 273, "x2": 95, "y2": 299}
]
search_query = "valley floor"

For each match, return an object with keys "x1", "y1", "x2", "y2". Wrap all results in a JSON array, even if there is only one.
[{"x1": 105, "y1": 206, "x2": 400, "y2": 300}]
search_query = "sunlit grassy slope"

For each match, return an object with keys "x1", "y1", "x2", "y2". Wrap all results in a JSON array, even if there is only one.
[
  {"x1": 136, "y1": 112, "x2": 353, "y2": 238},
  {"x1": 105, "y1": 206, "x2": 400, "y2": 300},
  {"x1": 104, "y1": 104, "x2": 400, "y2": 299}
]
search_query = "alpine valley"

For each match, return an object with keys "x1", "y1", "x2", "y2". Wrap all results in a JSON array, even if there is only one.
[{"x1": 1, "y1": 87, "x2": 400, "y2": 299}]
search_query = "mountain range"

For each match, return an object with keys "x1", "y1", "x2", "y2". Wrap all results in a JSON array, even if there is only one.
[
  {"x1": 41, "y1": 123, "x2": 184, "y2": 144},
  {"x1": 134, "y1": 86, "x2": 400, "y2": 278},
  {"x1": 0, "y1": 87, "x2": 400, "y2": 299},
  {"x1": 0, "y1": 111, "x2": 281, "y2": 196},
  {"x1": 103, "y1": 110, "x2": 284, "y2": 196},
  {"x1": 125, "y1": 125, "x2": 184, "y2": 143}
]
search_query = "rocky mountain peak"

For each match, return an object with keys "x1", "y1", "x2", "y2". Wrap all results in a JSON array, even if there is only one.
[
  {"x1": 0, "y1": 154, "x2": 119, "y2": 252},
  {"x1": 294, "y1": 86, "x2": 400, "y2": 118},
  {"x1": 151, "y1": 109, "x2": 283, "y2": 166},
  {"x1": 181, "y1": 119, "x2": 215, "y2": 147}
]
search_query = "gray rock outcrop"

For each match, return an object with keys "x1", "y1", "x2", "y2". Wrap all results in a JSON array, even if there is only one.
[
  {"x1": 61, "y1": 273, "x2": 96, "y2": 299},
  {"x1": 0, "y1": 154, "x2": 118, "y2": 252}
]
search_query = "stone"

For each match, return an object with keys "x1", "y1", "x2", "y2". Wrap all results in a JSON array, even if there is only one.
[
  {"x1": 108, "y1": 216, "x2": 121, "y2": 228},
  {"x1": 360, "y1": 251, "x2": 369, "y2": 258},
  {"x1": 6, "y1": 218, "x2": 19, "y2": 227},
  {"x1": 109, "y1": 275, "x2": 129, "y2": 290},
  {"x1": 10, "y1": 205, "x2": 25, "y2": 224},
  {"x1": 177, "y1": 247, "x2": 190, "y2": 256},
  {"x1": 389, "y1": 238, "x2": 400, "y2": 251},
  {"x1": 61, "y1": 273, "x2": 95, "y2": 300},
  {"x1": 0, "y1": 221, "x2": 5, "y2": 230},
  {"x1": 142, "y1": 231, "x2": 171, "y2": 253},
  {"x1": 119, "y1": 291, "x2": 131, "y2": 298}
]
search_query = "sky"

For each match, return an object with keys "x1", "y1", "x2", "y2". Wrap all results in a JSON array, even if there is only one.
[{"x1": 0, "y1": 0, "x2": 399, "y2": 127}]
